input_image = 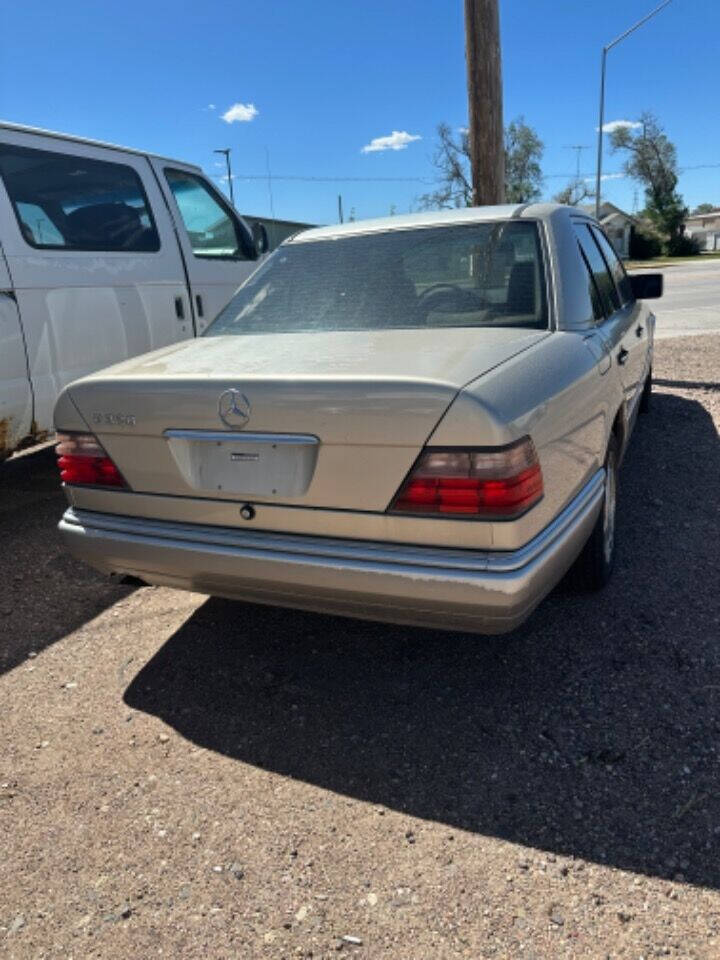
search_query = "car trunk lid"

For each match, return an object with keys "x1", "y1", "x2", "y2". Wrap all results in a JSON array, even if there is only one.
[{"x1": 66, "y1": 328, "x2": 548, "y2": 511}]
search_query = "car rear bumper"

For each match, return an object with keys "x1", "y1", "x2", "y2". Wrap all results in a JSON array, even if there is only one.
[{"x1": 58, "y1": 470, "x2": 604, "y2": 634}]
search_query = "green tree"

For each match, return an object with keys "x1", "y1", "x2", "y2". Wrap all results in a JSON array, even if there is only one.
[
  {"x1": 504, "y1": 117, "x2": 544, "y2": 203},
  {"x1": 691, "y1": 202, "x2": 716, "y2": 215},
  {"x1": 610, "y1": 112, "x2": 689, "y2": 254},
  {"x1": 419, "y1": 118, "x2": 544, "y2": 209}
]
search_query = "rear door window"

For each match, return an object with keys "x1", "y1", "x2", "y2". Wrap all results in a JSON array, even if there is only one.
[
  {"x1": 573, "y1": 222, "x2": 620, "y2": 315},
  {"x1": 0, "y1": 143, "x2": 160, "y2": 251},
  {"x1": 164, "y1": 169, "x2": 251, "y2": 260},
  {"x1": 590, "y1": 225, "x2": 634, "y2": 304}
]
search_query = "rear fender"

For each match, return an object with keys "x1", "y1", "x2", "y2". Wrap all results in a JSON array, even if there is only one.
[{"x1": 430, "y1": 332, "x2": 622, "y2": 550}]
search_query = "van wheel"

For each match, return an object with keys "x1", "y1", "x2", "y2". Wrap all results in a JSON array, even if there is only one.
[
  {"x1": 572, "y1": 435, "x2": 618, "y2": 591},
  {"x1": 639, "y1": 370, "x2": 652, "y2": 414}
]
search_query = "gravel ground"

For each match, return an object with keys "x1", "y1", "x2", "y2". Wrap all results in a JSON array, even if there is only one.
[{"x1": 1, "y1": 334, "x2": 719, "y2": 959}]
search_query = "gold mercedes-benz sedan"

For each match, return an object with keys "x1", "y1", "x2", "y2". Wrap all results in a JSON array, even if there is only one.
[{"x1": 53, "y1": 204, "x2": 662, "y2": 633}]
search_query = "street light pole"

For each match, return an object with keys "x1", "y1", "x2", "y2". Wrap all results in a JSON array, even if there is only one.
[
  {"x1": 214, "y1": 148, "x2": 234, "y2": 206},
  {"x1": 594, "y1": 0, "x2": 672, "y2": 219}
]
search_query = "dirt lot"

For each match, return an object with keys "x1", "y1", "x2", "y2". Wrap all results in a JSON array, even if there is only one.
[{"x1": 1, "y1": 335, "x2": 719, "y2": 959}]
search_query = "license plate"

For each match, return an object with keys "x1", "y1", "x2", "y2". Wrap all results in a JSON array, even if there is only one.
[{"x1": 165, "y1": 430, "x2": 319, "y2": 498}]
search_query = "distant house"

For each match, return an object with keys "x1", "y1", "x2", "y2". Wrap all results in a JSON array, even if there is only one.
[
  {"x1": 684, "y1": 209, "x2": 720, "y2": 251},
  {"x1": 579, "y1": 202, "x2": 636, "y2": 258},
  {"x1": 240, "y1": 213, "x2": 315, "y2": 251}
]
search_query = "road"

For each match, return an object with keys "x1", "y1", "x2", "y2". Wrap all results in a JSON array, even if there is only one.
[
  {"x1": 1, "y1": 335, "x2": 719, "y2": 958},
  {"x1": 632, "y1": 257, "x2": 720, "y2": 339}
]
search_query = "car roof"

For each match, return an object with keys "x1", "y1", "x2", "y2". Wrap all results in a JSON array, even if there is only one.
[
  {"x1": 289, "y1": 203, "x2": 574, "y2": 242},
  {"x1": 0, "y1": 120, "x2": 202, "y2": 171}
]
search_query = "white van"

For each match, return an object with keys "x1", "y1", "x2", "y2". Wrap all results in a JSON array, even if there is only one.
[{"x1": 0, "y1": 122, "x2": 268, "y2": 460}]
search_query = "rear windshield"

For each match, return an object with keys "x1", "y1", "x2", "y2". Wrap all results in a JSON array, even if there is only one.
[{"x1": 205, "y1": 220, "x2": 548, "y2": 336}]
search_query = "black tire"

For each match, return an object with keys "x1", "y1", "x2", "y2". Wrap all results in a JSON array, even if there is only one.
[
  {"x1": 639, "y1": 370, "x2": 652, "y2": 414},
  {"x1": 571, "y1": 435, "x2": 618, "y2": 591}
]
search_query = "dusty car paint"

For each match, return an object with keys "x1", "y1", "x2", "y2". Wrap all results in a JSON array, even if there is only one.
[{"x1": 55, "y1": 204, "x2": 656, "y2": 631}]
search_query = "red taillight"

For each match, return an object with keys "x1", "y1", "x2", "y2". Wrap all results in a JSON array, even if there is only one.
[
  {"x1": 389, "y1": 438, "x2": 543, "y2": 518},
  {"x1": 55, "y1": 433, "x2": 128, "y2": 489}
]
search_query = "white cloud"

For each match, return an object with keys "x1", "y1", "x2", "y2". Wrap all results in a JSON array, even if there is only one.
[
  {"x1": 221, "y1": 102, "x2": 259, "y2": 124},
  {"x1": 208, "y1": 103, "x2": 216, "y2": 110},
  {"x1": 361, "y1": 130, "x2": 421, "y2": 153},
  {"x1": 584, "y1": 172, "x2": 626, "y2": 183},
  {"x1": 600, "y1": 119, "x2": 642, "y2": 134}
]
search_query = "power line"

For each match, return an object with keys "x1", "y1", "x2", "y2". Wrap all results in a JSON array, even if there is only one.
[
  {"x1": 230, "y1": 174, "x2": 433, "y2": 183},
  {"x1": 224, "y1": 171, "x2": 625, "y2": 183},
  {"x1": 215, "y1": 164, "x2": 719, "y2": 187},
  {"x1": 679, "y1": 163, "x2": 720, "y2": 171}
]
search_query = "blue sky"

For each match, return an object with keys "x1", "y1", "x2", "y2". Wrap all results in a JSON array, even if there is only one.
[{"x1": 1, "y1": 0, "x2": 716, "y2": 225}]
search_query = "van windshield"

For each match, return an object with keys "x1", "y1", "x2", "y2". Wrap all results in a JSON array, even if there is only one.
[{"x1": 204, "y1": 220, "x2": 548, "y2": 336}]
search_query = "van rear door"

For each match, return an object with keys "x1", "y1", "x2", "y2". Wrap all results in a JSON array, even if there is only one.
[
  {"x1": 0, "y1": 251, "x2": 33, "y2": 458},
  {"x1": 150, "y1": 160, "x2": 259, "y2": 333},
  {"x1": 0, "y1": 128, "x2": 193, "y2": 441}
]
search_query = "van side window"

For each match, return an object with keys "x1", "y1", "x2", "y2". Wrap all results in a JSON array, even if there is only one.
[
  {"x1": 164, "y1": 169, "x2": 251, "y2": 260},
  {"x1": 0, "y1": 143, "x2": 160, "y2": 252}
]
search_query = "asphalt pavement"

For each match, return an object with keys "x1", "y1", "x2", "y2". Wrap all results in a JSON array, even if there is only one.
[{"x1": 633, "y1": 257, "x2": 720, "y2": 339}]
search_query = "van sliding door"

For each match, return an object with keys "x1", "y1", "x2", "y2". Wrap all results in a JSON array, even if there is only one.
[{"x1": 0, "y1": 246, "x2": 33, "y2": 457}]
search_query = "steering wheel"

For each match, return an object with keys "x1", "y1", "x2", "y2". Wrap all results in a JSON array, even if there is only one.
[{"x1": 418, "y1": 283, "x2": 487, "y2": 313}]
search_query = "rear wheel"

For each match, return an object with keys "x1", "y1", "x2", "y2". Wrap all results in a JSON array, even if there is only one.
[{"x1": 571, "y1": 435, "x2": 618, "y2": 591}]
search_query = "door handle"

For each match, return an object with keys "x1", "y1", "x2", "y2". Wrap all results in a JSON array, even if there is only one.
[
  {"x1": 617, "y1": 347, "x2": 629, "y2": 366},
  {"x1": 174, "y1": 296, "x2": 185, "y2": 320},
  {"x1": 636, "y1": 324, "x2": 644, "y2": 338},
  {"x1": 195, "y1": 294, "x2": 204, "y2": 318}
]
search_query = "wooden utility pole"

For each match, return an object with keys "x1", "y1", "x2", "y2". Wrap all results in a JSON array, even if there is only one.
[{"x1": 464, "y1": 0, "x2": 505, "y2": 205}]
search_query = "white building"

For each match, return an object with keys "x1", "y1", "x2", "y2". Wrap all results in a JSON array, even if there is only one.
[
  {"x1": 684, "y1": 209, "x2": 720, "y2": 251},
  {"x1": 580, "y1": 202, "x2": 636, "y2": 258}
]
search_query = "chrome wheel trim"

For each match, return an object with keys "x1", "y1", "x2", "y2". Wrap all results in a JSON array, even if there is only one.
[{"x1": 603, "y1": 456, "x2": 616, "y2": 565}]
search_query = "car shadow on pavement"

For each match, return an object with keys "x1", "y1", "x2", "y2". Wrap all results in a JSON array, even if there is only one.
[
  {"x1": 125, "y1": 391, "x2": 720, "y2": 889},
  {"x1": 0, "y1": 446, "x2": 133, "y2": 675}
]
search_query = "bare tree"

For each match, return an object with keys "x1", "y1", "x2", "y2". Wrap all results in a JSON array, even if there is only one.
[
  {"x1": 417, "y1": 124, "x2": 473, "y2": 210},
  {"x1": 553, "y1": 180, "x2": 594, "y2": 206},
  {"x1": 419, "y1": 118, "x2": 543, "y2": 210}
]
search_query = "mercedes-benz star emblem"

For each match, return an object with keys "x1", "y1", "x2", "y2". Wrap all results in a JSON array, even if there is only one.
[{"x1": 218, "y1": 388, "x2": 252, "y2": 429}]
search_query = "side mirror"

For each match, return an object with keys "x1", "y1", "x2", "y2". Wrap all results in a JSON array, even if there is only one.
[
  {"x1": 252, "y1": 222, "x2": 269, "y2": 257},
  {"x1": 629, "y1": 272, "x2": 663, "y2": 300}
]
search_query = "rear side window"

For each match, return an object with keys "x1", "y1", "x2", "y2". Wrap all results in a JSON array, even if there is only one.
[
  {"x1": 164, "y1": 168, "x2": 251, "y2": 260},
  {"x1": 573, "y1": 223, "x2": 620, "y2": 315},
  {"x1": 591, "y1": 225, "x2": 634, "y2": 304},
  {"x1": 576, "y1": 245, "x2": 605, "y2": 322},
  {"x1": 0, "y1": 143, "x2": 160, "y2": 252}
]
